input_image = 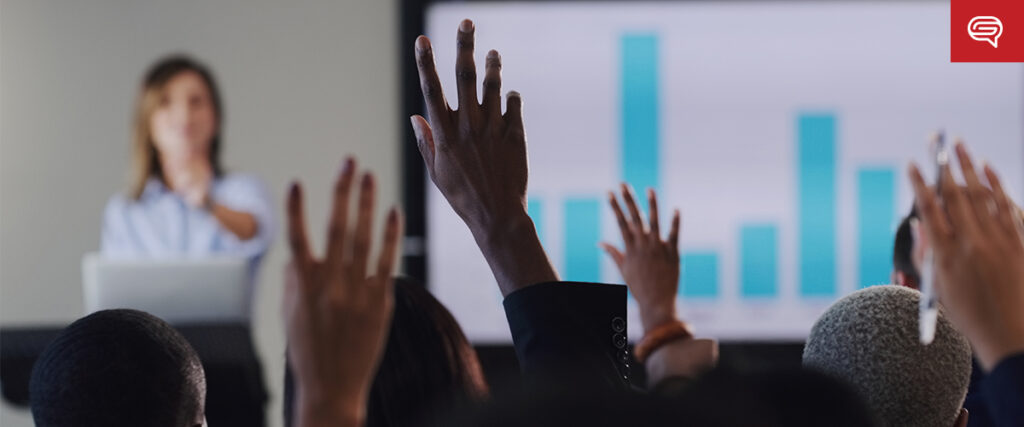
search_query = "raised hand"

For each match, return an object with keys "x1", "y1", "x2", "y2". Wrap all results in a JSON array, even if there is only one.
[
  {"x1": 283, "y1": 158, "x2": 404, "y2": 427},
  {"x1": 411, "y1": 19, "x2": 556, "y2": 296},
  {"x1": 601, "y1": 184, "x2": 681, "y2": 333},
  {"x1": 909, "y1": 142, "x2": 1024, "y2": 371},
  {"x1": 410, "y1": 19, "x2": 527, "y2": 232}
]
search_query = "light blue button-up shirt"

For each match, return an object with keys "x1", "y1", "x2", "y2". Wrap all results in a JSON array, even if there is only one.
[{"x1": 101, "y1": 173, "x2": 275, "y2": 267}]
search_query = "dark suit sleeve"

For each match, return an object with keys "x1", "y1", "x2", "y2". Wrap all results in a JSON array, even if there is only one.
[
  {"x1": 965, "y1": 359, "x2": 995, "y2": 427},
  {"x1": 981, "y1": 352, "x2": 1024, "y2": 427},
  {"x1": 502, "y1": 281, "x2": 630, "y2": 392}
]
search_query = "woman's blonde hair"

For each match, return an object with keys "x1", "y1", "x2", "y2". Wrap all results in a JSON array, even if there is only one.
[{"x1": 130, "y1": 55, "x2": 224, "y2": 200}]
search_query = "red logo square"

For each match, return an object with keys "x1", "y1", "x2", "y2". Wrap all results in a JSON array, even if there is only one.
[{"x1": 951, "y1": 0, "x2": 1024, "y2": 62}]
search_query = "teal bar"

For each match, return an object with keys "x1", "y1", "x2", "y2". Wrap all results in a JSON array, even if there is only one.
[
  {"x1": 527, "y1": 197, "x2": 544, "y2": 246},
  {"x1": 564, "y1": 198, "x2": 601, "y2": 282},
  {"x1": 858, "y1": 168, "x2": 896, "y2": 288},
  {"x1": 680, "y1": 252, "x2": 718, "y2": 298},
  {"x1": 621, "y1": 34, "x2": 660, "y2": 199},
  {"x1": 740, "y1": 224, "x2": 778, "y2": 298},
  {"x1": 798, "y1": 113, "x2": 837, "y2": 297}
]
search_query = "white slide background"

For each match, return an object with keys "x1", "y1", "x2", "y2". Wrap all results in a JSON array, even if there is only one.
[{"x1": 423, "y1": 2, "x2": 1024, "y2": 342}]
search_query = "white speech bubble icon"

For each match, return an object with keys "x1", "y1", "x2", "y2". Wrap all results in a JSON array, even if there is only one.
[{"x1": 968, "y1": 16, "x2": 1003, "y2": 48}]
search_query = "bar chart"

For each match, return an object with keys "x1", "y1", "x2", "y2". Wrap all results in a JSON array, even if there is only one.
[
  {"x1": 425, "y1": 2, "x2": 1024, "y2": 341},
  {"x1": 528, "y1": 37, "x2": 875, "y2": 301}
]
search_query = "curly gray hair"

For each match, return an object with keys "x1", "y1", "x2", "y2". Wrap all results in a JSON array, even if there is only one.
[{"x1": 803, "y1": 285, "x2": 972, "y2": 427}]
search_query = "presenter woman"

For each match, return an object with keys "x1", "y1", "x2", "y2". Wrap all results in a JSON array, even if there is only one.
[{"x1": 101, "y1": 56, "x2": 274, "y2": 273}]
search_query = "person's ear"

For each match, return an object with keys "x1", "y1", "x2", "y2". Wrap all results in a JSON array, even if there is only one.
[
  {"x1": 953, "y1": 408, "x2": 968, "y2": 427},
  {"x1": 893, "y1": 271, "x2": 907, "y2": 287}
]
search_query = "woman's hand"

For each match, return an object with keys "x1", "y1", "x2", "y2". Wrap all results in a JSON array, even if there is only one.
[
  {"x1": 169, "y1": 159, "x2": 213, "y2": 209},
  {"x1": 601, "y1": 184, "x2": 681, "y2": 333},
  {"x1": 283, "y1": 157, "x2": 404, "y2": 427}
]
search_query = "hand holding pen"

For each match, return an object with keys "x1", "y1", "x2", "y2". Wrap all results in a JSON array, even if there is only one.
[{"x1": 909, "y1": 141, "x2": 1024, "y2": 370}]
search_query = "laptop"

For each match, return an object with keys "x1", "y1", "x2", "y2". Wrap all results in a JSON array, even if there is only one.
[{"x1": 82, "y1": 253, "x2": 250, "y2": 324}]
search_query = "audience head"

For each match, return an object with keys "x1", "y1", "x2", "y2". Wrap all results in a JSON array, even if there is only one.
[
  {"x1": 285, "y1": 276, "x2": 488, "y2": 427},
  {"x1": 29, "y1": 309, "x2": 206, "y2": 427},
  {"x1": 132, "y1": 54, "x2": 223, "y2": 199},
  {"x1": 803, "y1": 285, "x2": 972, "y2": 427},
  {"x1": 892, "y1": 205, "x2": 920, "y2": 289}
]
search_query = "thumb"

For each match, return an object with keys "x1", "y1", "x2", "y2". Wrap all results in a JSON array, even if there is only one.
[
  {"x1": 410, "y1": 115, "x2": 436, "y2": 173},
  {"x1": 599, "y1": 242, "x2": 625, "y2": 268}
]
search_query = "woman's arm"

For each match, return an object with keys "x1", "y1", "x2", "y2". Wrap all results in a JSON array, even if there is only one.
[{"x1": 208, "y1": 199, "x2": 259, "y2": 241}]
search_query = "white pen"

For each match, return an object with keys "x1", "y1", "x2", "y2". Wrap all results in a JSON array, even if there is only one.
[{"x1": 919, "y1": 131, "x2": 947, "y2": 345}]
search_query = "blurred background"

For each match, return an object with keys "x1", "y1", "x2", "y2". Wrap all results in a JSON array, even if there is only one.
[
  {"x1": 2, "y1": 1, "x2": 399, "y2": 425},
  {"x1": 2, "y1": 1, "x2": 1022, "y2": 426}
]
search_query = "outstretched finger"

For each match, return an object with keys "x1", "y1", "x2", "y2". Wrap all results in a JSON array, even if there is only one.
[
  {"x1": 504, "y1": 91, "x2": 524, "y2": 132},
  {"x1": 454, "y1": 19, "x2": 479, "y2": 121},
  {"x1": 325, "y1": 158, "x2": 357, "y2": 263},
  {"x1": 954, "y1": 142, "x2": 996, "y2": 237},
  {"x1": 939, "y1": 161, "x2": 981, "y2": 239},
  {"x1": 667, "y1": 209, "x2": 681, "y2": 253},
  {"x1": 348, "y1": 173, "x2": 377, "y2": 283},
  {"x1": 481, "y1": 50, "x2": 503, "y2": 119},
  {"x1": 908, "y1": 163, "x2": 953, "y2": 248},
  {"x1": 415, "y1": 36, "x2": 451, "y2": 127},
  {"x1": 608, "y1": 191, "x2": 634, "y2": 247},
  {"x1": 647, "y1": 188, "x2": 660, "y2": 240},
  {"x1": 620, "y1": 183, "x2": 646, "y2": 234},
  {"x1": 599, "y1": 242, "x2": 625, "y2": 269},
  {"x1": 374, "y1": 207, "x2": 404, "y2": 289},
  {"x1": 410, "y1": 115, "x2": 436, "y2": 175},
  {"x1": 983, "y1": 164, "x2": 1024, "y2": 244},
  {"x1": 287, "y1": 182, "x2": 313, "y2": 271}
]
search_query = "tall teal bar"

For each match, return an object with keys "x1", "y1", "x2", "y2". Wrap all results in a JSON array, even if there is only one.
[
  {"x1": 797, "y1": 113, "x2": 837, "y2": 297},
  {"x1": 621, "y1": 34, "x2": 660, "y2": 203}
]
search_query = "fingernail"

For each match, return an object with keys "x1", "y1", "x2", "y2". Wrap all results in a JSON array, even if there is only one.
[
  {"x1": 363, "y1": 173, "x2": 375, "y2": 187},
  {"x1": 342, "y1": 157, "x2": 354, "y2": 174},
  {"x1": 415, "y1": 36, "x2": 430, "y2": 52},
  {"x1": 487, "y1": 49, "x2": 500, "y2": 60},
  {"x1": 508, "y1": 90, "x2": 521, "y2": 98},
  {"x1": 460, "y1": 19, "x2": 474, "y2": 33}
]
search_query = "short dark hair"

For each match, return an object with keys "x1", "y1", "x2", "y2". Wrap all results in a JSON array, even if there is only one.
[
  {"x1": 892, "y1": 205, "x2": 919, "y2": 288},
  {"x1": 30, "y1": 309, "x2": 205, "y2": 427},
  {"x1": 284, "y1": 276, "x2": 488, "y2": 427}
]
